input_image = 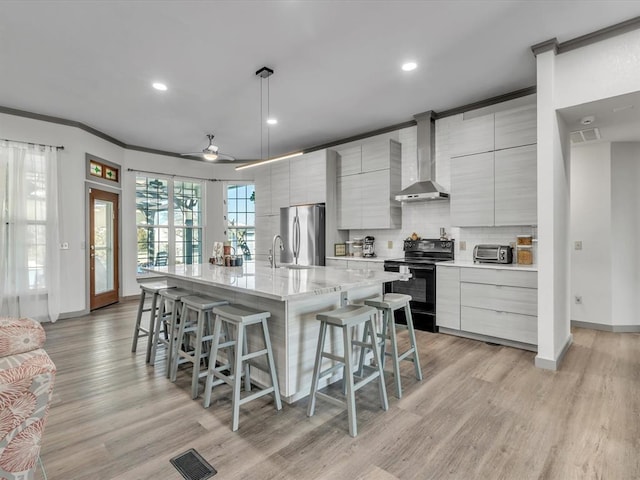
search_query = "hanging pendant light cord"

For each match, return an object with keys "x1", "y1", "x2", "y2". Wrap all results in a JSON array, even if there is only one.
[
  {"x1": 260, "y1": 76, "x2": 264, "y2": 161},
  {"x1": 267, "y1": 75, "x2": 271, "y2": 159}
]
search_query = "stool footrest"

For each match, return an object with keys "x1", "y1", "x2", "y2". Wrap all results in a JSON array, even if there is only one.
[
  {"x1": 316, "y1": 391, "x2": 346, "y2": 408},
  {"x1": 319, "y1": 363, "x2": 343, "y2": 379},
  {"x1": 397, "y1": 349, "x2": 417, "y2": 362},
  {"x1": 321, "y1": 352, "x2": 344, "y2": 363},
  {"x1": 239, "y1": 386, "x2": 274, "y2": 406},
  {"x1": 242, "y1": 348, "x2": 268, "y2": 362},
  {"x1": 353, "y1": 371, "x2": 381, "y2": 392}
]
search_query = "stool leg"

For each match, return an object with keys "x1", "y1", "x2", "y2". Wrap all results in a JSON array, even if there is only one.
[
  {"x1": 145, "y1": 292, "x2": 159, "y2": 363},
  {"x1": 243, "y1": 327, "x2": 251, "y2": 393},
  {"x1": 262, "y1": 318, "x2": 282, "y2": 411},
  {"x1": 379, "y1": 309, "x2": 388, "y2": 369},
  {"x1": 170, "y1": 303, "x2": 189, "y2": 382},
  {"x1": 307, "y1": 321, "x2": 328, "y2": 417},
  {"x1": 191, "y1": 308, "x2": 206, "y2": 399},
  {"x1": 149, "y1": 296, "x2": 166, "y2": 365},
  {"x1": 231, "y1": 323, "x2": 245, "y2": 432},
  {"x1": 132, "y1": 290, "x2": 147, "y2": 353},
  {"x1": 404, "y1": 303, "x2": 423, "y2": 381},
  {"x1": 387, "y1": 308, "x2": 403, "y2": 398},
  {"x1": 342, "y1": 325, "x2": 357, "y2": 437},
  {"x1": 355, "y1": 321, "x2": 370, "y2": 377},
  {"x1": 367, "y1": 316, "x2": 388, "y2": 412},
  {"x1": 203, "y1": 314, "x2": 223, "y2": 409},
  {"x1": 165, "y1": 299, "x2": 179, "y2": 378}
]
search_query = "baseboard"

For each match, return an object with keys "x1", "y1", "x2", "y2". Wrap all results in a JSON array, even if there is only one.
[
  {"x1": 571, "y1": 320, "x2": 640, "y2": 333},
  {"x1": 535, "y1": 334, "x2": 573, "y2": 371},
  {"x1": 438, "y1": 327, "x2": 538, "y2": 352},
  {"x1": 57, "y1": 308, "x2": 90, "y2": 320}
]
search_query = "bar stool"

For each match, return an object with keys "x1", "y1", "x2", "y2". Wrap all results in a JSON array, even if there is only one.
[
  {"x1": 363, "y1": 293, "x2": 422, "y2": 398},
  {"x1": 307, "y1": 304, "x2": 388, "y2": 437},
  {"x1": 131, "y1": 281, "x2": 176, "y2": 363},
  {"x1": 203, "y1": 304, "x2": 282, "y2": 432},
  {"x1": 150, "y1": 287, "x2": 194, "y2": 374},
  {"x1": 170, "y1": 295, "x2": 229, "y2": 399}
]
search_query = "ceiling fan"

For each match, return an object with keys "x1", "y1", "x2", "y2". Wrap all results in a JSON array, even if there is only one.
[{"x1": 181, "y1": 134, "x2": 235, "y2": 161}]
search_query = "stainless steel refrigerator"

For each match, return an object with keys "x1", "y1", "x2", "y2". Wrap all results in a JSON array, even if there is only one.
[{"x1": 280, "y1": 204, "x2": 325, "y2": 265}]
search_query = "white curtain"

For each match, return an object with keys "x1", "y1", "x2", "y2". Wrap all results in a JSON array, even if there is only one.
[{"x1": 0, "y1": 140, "x2": 60, "y2": 322}]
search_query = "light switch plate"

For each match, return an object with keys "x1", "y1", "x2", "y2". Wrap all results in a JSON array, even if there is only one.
[
  {"x1": 387, "y1": 240, "x2": 393, "y2": 249},
  {"x1": 459, "y1": 241, "x2": 466, "y2": 251}
]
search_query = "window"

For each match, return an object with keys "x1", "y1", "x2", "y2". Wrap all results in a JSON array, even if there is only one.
[
  {"x1": 23, "y1": 156, "x2": 48, "y2": 289},
  {"x1": 227, "y1": 184, "x2": 255, "y2": 259},
  {"x1": 136, "y1": 175, "x2": 203, "y2": 272}
]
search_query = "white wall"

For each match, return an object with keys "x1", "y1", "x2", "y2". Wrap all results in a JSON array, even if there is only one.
[
  {"x1": 570, "y1": 142, "x2": 612, "y2": 325},
  {"x1": 0, "y1": 112, "x2": 247, "y2": 317},
  {"x1": 610, "y1": 142, "x2": 640, "y2": 327}
]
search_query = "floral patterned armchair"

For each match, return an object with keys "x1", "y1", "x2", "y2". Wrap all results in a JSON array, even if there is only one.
[{"x1": 0, "y1": 317, "x2": 56, "y2": 480}]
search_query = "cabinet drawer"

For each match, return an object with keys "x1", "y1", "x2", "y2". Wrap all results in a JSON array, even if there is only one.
[
  {"x1": 461, "y1": 282, "x2": 537, "y2": 316},
  {"x1": 326, "y1": 259, "x2": 348, "y2": 269},
  {"x1": 348, "y1": 261, "x2": 384, "y2": 271},
  {"x1": 460, "y1": 268, "x2": 537, "y2": 288},
  {"x1": 461, "y1": 306, "x2": 537, "y2": 345}
]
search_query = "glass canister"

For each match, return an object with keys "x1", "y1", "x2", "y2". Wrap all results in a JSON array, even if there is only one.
[{"x1": 517, "y1": 245, "x2": 533, "y2": 265}]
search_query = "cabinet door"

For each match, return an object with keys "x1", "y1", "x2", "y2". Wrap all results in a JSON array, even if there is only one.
[
  {"x1": 495, "y1": 104, "x2": 537, "y2": 150},
  {"x1": 290, "y1": 150, "x2": 327, "y2": 206},
  {"x1": 337, "y1": 146, "x2": 362, "y2": 176},
  {"x1": 270, "y1": 161, "x2": 290, "y2": 213},
  {"x1": 461, "y1": 306, "x2": 537, "y2": 345},
  {"x1": 450, "y1": 152, "x2": 494, "y2": 226},
  {"x1": 348, "y1": 261, "x2": 385, "y2": 271},
  {"x1": 255, "y1": 214, "x2": 279, "y2": 263},
  {"x1": 326, "y1": 259, "x2": 348, "y2": 269},
  {"x1": 361, "y1": 139, "x2": 391, "y2": 172},
  {"x1": 451, "y1": 114, "x2": 495, "y2": 157},
  {"x1": 337, "y1": 174, "x2": 362, "y2": 229},
  {"x1": 436, "y1": 267, "x2": 460, "y2": 329},
  {"x1": 254, "y1": 165, "x2": 271, "y2": 216},
  {"x1": 360, "y1": 169, "x2": 390, "y2": 229},
  {"x1": 494, "y1": 145, "x2": 537, "y2": 226}
]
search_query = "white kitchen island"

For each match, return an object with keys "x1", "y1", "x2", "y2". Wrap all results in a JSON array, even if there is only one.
[{"x1": 144, "y1": 262, "x2": 407, "y2": 403}]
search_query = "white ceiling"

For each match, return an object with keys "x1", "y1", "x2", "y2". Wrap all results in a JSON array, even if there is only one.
[{"x1": 1, "y1": 1, "x2": 639, "y2": 161}]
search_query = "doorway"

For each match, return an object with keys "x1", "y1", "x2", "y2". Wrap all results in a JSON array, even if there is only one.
[{"x1": 90, "y1": 188, "x2": 119, "y2": 310}]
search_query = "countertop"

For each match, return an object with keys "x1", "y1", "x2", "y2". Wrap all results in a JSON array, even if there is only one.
[
  {"x1": 437, "y1": 260, "x2": 538, "y2": 272},
  {"x1": 144, "y1": 262, "x2": 408, "y2": 301},
  {"x1": 325, "y1": 256, "x2": 389, "y2": 263}
]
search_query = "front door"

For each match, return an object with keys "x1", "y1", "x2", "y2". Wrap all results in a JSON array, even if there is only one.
[{"x1": 90, "y1": 188, "x2": 119, "y2": 310}]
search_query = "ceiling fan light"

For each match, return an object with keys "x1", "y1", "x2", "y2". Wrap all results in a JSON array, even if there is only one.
[{"x1": 203, "y1": 152, "x2": 218, "y2": 161}]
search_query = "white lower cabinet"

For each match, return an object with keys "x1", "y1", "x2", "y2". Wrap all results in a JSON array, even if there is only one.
[
  {"x1": 436, "y1": 267, "x2": 460, "y2": 329},
  {"x1": 325, "y1": 259, "x2": 348, "y2": 269},
  {"x1": 437, "y1": 266, "x2": 538, "y2": 348},
  {"x1": 325, "y1": 259, "x2": 384, "y2": 271}
]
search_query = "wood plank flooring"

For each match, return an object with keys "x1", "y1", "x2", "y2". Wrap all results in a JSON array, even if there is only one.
[{"x1": 36, "y1": 299, "x2": 640, "y2": 479}]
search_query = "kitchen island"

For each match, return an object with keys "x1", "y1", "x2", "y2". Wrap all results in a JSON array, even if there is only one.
[{"x1": 144, "y1": 262, "x2": 407, "y2": 403}]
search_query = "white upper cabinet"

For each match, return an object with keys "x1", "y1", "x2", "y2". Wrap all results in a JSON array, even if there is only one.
[
  {"x1": 270, "y1": 161, "x2": 290, "y2": 214},
  {"x1": 290, "y1": 151, "x2": 327, "y2": 205},
  {"x1": 494, "y1": 104, "x2": 537, "y2": 150},
  {"x1": 450, "y1": 152, "x2": 495, "y2": 227},
  {"x1": 450, "y1": 114, "x2": 495, "y2": 157},
  {"x1": 254, "y1": 165, "x2": 271, "y2": 217},
  {"x1": 494, "y1": 144, "x2": 537, "y2": 226},
  {"x1": 337, "y1": 138, "x2": 401, "y2": 230}
]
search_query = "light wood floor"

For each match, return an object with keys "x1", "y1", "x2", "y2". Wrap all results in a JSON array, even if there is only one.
[{"x1": 37, "y1": 299, "x2": 640, "y2": 480}]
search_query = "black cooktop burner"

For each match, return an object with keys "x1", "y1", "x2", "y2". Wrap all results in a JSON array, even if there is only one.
[{"x1": 384, "y1": 257, "x2": 451, "y2": 265}]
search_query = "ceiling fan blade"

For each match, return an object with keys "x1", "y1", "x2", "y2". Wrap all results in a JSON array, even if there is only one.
[
  {"x1": 214, "y1": 152, "x2": 235, "y2": 161},
  {"x1": 180, "y1": 152, "x2": 204, "y2": 156}
]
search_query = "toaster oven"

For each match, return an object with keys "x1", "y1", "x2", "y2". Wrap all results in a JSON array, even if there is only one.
[{"x1": 473, "y1": 244, "x2": 513, "y2": 264}]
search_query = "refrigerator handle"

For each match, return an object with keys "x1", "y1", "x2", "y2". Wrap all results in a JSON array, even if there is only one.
[{"x1": 293, "y1": 214, "x2": 300, "y2": 262}]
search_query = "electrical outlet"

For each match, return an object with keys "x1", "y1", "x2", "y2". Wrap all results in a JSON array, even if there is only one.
[
  {"x1": 575, "y1": 295, "x2": 582, "y2": 304},
  {"x1": 387, "y1": 240, "x2": 393, "y2": 249},
  {"x1": 575, "y1": 241, "x2": 583, "y2": 251},
  {"x1": 60, "y1": 242, "x2": 69, "y2": 250},
  {"x1": 459, "y1": 241, "x2": 466, "y2": 251}
]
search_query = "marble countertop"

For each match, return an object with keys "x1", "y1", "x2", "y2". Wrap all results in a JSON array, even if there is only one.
[
  {"x1": 437, "y1": 260, "x2": 538, "y2": 272},
  {"x1": 325, "y1": 256, "x2": 389, "y2": 263},
  {"x1": 144, "y1": 262, "x2": 408, "y2": 301}
]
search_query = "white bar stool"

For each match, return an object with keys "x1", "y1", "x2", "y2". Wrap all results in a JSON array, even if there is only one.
[
  {"x1": 307, "y1": 304, "x2": 388, "y2": 437},
  {"x1": 203, "y1": 304, "x2": 282, "y2": 432},
  {"x1": 131, "y1": 281, "x2": 175, "y2": 363},
  {"x1": 150, "y1": 287, "x2": 194, "y2": 374},
  {"x1": 363, "y1": 293, "x2": 423, "y2": 398},
  {"x1": 170, "y1": 295, "x2": 229, "y2": 399}
]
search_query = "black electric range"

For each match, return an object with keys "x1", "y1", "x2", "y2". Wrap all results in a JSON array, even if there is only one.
[{"x1": 383, "y1": 239, "x2": 454, "y2": 332}]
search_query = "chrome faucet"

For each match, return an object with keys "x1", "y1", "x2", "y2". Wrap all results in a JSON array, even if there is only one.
[{"x1": 270, "y1": 234, "x2": 284, "y2": 268}]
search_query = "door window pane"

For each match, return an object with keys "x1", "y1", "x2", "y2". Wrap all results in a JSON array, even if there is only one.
[{"x1": 227, "y1": 184, "x2": 255, "y2": 260}]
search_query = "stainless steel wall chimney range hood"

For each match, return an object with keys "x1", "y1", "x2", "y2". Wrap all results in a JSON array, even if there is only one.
[{"x1": 395, "y1": 111, "x2": 449, "y2": 202}]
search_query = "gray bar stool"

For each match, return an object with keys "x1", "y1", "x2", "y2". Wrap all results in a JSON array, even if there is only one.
[
  {"x1": 132, "y1": 281, "x2": 176, "y2": 363},
  {"x1": 203, "y1": 304, "x2": 282, "y2": 432},
  {"x1": 150, "y1": 287, "x2": 194, "y2": 375},
  {"x1": 307, "y1": 304, "x2": 388, "y2": 437},
  {"x1": 170, "y1": 295, "x2": 229, "y2": 399},
  {"x1": 363, "y1": 293, "x2": 422, "y2": 398}
]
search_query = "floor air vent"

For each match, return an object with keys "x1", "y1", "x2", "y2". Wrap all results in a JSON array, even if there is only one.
[{"x1": 170, "y1": 449, "x2": 217, "y2": 480}]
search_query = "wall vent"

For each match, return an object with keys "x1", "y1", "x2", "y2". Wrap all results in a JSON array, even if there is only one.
[{"x1": 570, "y1": 127, "x2": 601, "y2": 144}]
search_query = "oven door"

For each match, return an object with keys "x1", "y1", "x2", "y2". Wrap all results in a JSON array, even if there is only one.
[{"x1": 384, "y1": 263, "x2": 436, "y2": 331}]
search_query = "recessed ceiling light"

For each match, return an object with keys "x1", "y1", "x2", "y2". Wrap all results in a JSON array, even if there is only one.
[
  {"x1": 402, "y1": 62, "x2": 417, "y2": 72},
  {"x1": 267, "y1": 118, "x2": 278, "y2": 125},
  {"x1": 581, "y1": 115, "x2": 595, "y2": 125},
  {"x1": 152, "y1": 82, "x2": 168, "y2": 91}
]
